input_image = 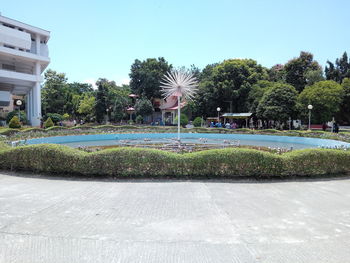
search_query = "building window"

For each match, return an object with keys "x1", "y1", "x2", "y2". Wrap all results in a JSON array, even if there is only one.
[{"x1": 2, "y1": 64, "x2": 16, "y2": 71}]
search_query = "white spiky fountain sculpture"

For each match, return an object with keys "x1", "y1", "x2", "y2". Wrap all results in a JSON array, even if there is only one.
[{"x1": 160, "y1": 70, "x2": 198, "y2": 145}]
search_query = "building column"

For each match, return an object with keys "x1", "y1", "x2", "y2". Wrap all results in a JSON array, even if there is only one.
[
  {"x1": 31, "y1": 82, "x2": 41, "y2": 126},
  {"x1": 36, "y1": 34, "x2": 41, "y2": 55},
  {"x1": 30, "y1": 61, "x2": 42, "y2": 126},
  {"x1": 26, "y1": 91, "x2": 31, "y2": 125}
]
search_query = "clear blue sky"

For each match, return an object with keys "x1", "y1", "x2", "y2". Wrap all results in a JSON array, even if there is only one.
[{"x1": 2, "y1": 0, "x2": 349, "y2": 86}]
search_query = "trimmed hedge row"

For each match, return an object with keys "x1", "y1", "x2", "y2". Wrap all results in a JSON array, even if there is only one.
[{"x1": 0, "y1": 144, "x2": 349, "y2": 178}]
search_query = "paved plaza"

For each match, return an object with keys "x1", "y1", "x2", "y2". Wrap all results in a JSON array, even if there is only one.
[{"x1": 0, "y1": 172, "x2": 350, "y2": 263}]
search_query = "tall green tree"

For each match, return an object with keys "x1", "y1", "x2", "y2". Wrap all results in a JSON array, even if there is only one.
[
  {"x1": 336, "y1": 78, "x2": 350, "y2": 124},
  {"x1": 284, "y1": 51, "x2": 321, "y2": 92},
  {"x1": 304, "y1": 69, "x2": 325, "y2": 86},
  {"x1": 297, "y1": 80, "x2": 344, "y2": 123},
  {"x1": 41, "y1": 69, "x2": 68, "y2": 115},
  {"x1": 256, "y1": 83, "x2": 298, "y2": 123},
  {"x1": 134, "y1": 97, "x2": 154, "y2": 117},
  {"x1": 268, "y1": 64, "x2": 285, "y2": 82},
  {"x1": 325, "y1": 52, "x2": 350, "y2": 83},
  {"x1": 77, "y1": 94, "x2": 96, "y2": 122},
  {"x1": 129, "y1": 57, "x2": 172, "y2": 99},
  {"x1": 95, "y1": 78, "x2": 131, "y2": 123},
  {"x1": 247, "y1": 80, "x2": 276, "y2": 114},
  {"x1": 194, "y1": 59, "x2": 269, "y2": 117},
  {"x1": 95, "y1": 82, "x2": 108, "y2": 123}
]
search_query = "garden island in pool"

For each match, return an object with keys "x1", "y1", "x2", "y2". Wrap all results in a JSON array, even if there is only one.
[{"x1": 24, "y1": 133, "x2": 350, "y2": 150}]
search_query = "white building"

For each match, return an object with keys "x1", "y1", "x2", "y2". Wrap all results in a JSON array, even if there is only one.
[{"x1": 0, "y1": 14, "x2": 50, "y2": 126}]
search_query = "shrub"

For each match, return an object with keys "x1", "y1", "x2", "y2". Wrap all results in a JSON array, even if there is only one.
[
  {"x1": 192, "y1": 117, "x2": 202, "y2": 127},
  {"x1": 44, "y1": 117, "x2": 54, "y2": 128},
  {"x1": 46, "y1": 113, "x2": 63, "y2": 124},
  {"x1": 136, "y1": 115, "x2": 143, "y2": 124},
  {"x1": 62, "y1": 113, "x2": 70, "y2": 120},
  {"x1": 9, "y1": 116, "x2": 21, "y2": 129},
  {"x1": 282, "y1": 149, "x2": 350, "y2": 176},
  {"x1": 1, "y1": 145, "x2": 349, "y2": 178},
  {"x1": 6, "y1": 111, "x2": 27, "y2": 124},
  {"x1": 174, "y1": 114, "x2": 189, "y2": 127}
]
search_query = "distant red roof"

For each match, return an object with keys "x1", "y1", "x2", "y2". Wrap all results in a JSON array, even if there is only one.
[{"x1": 159, "y1": 96, "x2": 186, "y2": 110}]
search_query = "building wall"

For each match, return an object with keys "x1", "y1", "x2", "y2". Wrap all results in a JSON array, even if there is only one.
[{"x1": 0, "y1": 15, "x2": 50, "y2": 126}]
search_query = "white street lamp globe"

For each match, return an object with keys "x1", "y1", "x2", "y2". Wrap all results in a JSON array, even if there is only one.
[
  {"x1": 308, "y1": 104, "x2": 313, "y2": 110},
  {"x1": 217, "y1": 107, "x2": 221, "y2": 112}
]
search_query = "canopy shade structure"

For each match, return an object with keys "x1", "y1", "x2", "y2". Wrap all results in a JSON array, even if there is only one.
[{"x1": 221, "y1": 113, "x2": 252, "y2": 119}]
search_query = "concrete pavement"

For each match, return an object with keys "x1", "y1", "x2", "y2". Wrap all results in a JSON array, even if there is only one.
[{"x1": 0, "y1": 172, "x2": 350, "y2": 262}]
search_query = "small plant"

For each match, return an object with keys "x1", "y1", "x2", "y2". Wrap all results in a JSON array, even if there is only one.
[
  {"x1": 44, "y1": 117, "x2": 54, "y2": 128},
  {"x1": 62, "y1": 113, "x2": 70, "y2": 120},
  {"x1": 8, "y1": 116, "x2": 21, "y2": 129},
  {"x1": 6, "y1": 110, "x2": 27, "y2": 124},
  {"x1": 192, "y1": 117, "x2": 202, "y2": 127},
  {"x1": 174, "y1": 114, "x2": 189, "y2": 127},
  {"x1": 128, "y1": 120, "x2": 134, "y2": 125},
  {"x1": 135, "y1": 115, "x2": 143, "y2": 124},
  {"x1": 45, "y1": 113, "x2": 63, "y2": 124}
]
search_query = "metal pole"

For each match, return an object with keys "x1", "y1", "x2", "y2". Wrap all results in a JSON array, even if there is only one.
[
  {"x1": 308, "y1": 110, "x2": 311, "y2": 130},
  {"x1": 178, "y1": 96, "x2": 181, "y2": 142}
]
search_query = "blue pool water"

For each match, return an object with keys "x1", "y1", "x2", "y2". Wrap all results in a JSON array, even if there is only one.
[{"x1": 25, "y1": 133, "x2": 350, "y2": 150}]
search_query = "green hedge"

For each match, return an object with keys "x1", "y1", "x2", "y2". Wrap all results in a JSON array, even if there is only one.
[{"x1": 0, "y1": 144, "x2": 349, "y2": 178}]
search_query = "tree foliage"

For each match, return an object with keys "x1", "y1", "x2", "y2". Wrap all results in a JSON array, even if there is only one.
[
  {"x1": 298, "y1": 80, "x2": 344, "y2": 123},
  {"x1": 42, "y1": 69, "x2": 68, "y2": 115},
  {"x1": 256, "y1": 83, "x2": 298, "y2": 123},
  {"x1": 337, "y1": 78, "x2": 350, "y2": 124},
  {"x1": 78, "y1": 94, "x2": 96, "y2": 121},
  {"x1": 195, "y1": 59, "x2": 268, "y2": 117},
  {"x1": 135, "y1": 97, "x2": 154, "y2": 117},
  {"x1": 129, "y1": 57, "x2": 172, "y2": 99},
  {"x1": 284, "y1": 51, "x2": 321, "y2": 92},
  {"x1": 325, "y1": 52, "x2": 350, "y2": 83}
]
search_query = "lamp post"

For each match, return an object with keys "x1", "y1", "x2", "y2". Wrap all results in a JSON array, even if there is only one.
[
  {"x1": 308, "y1": 104, "x2": 313, "y2": 130},
  {"x1": 217, "y1": 107, "x2": 221, "y2": 123}
]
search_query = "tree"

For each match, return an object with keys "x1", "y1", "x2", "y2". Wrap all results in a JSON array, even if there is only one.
[
  {"x1": 256, "y1": 83, "x2": 298, "y2": 124},
  {"x1": 297, "y1": 80, "x2": 344, "y2": 123},
  {"x1": 78, "y1": 94, "x2": 96, "y2": 122},
  {"x1": 134, "y1": 97, "x2": 154, "y2": 117},
  {"x1": 325, "y1": 52, "x2": 350, "y2": 83},
  {"x1": 42, "y1": 70, "x2": 94, "y2": 118},
  {"x1": 284, "y1": 51, "x2": 321, "y2": 92},
  {"x1": 129, "y1": 57, "x2": 172, "y2": 99},
  {"x1": 336, "y1": 78, "x2": 350, "y2": 124},
  {"x1": 95, "y1": 83, "x2": 108, "y2": 123},
  {"x1": 247, "y1": 80, "x2": 276, "y2": 114},
  {"x1": 268, "y1": 64, "x2": 285, "y2": 82},
  {"x1": 305, "y1": 69, "x2": 325, "y2": 86},
  {"x1": 41, "y1": 69, "x2": 68, "y2": 115},
  {"x1": 195, "y1": 59, "x2": 269, "y2": 117}
]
